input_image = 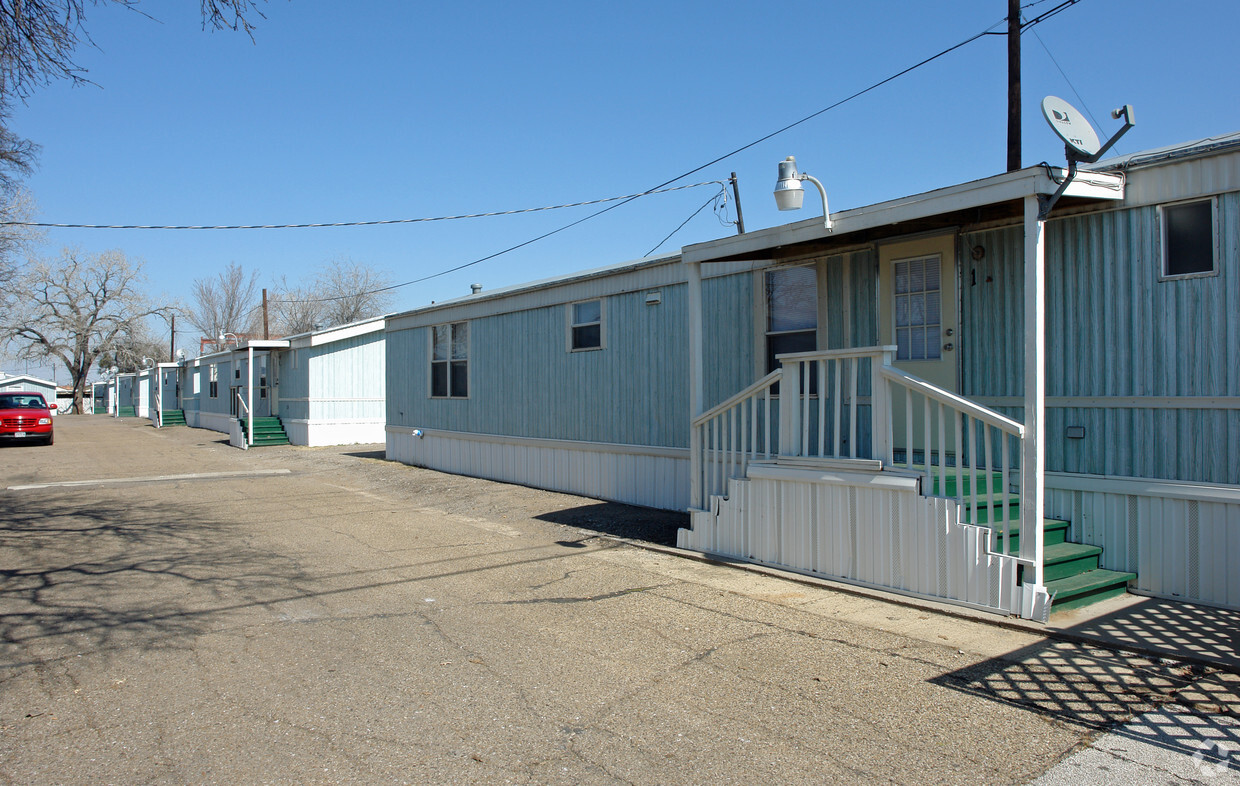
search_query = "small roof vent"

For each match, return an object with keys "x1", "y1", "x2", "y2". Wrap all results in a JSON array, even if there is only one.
[{"x1": 470, "y1": 283, "x2": 483, "y2": 295}]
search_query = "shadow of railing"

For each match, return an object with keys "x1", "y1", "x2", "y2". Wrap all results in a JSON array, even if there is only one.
[
  {"x1": 930, "y1": 637, "x2": 1229, "y2": 762},
  {"x1": 1049, "y1": 597, "x2": 1240, "y2": 672}
]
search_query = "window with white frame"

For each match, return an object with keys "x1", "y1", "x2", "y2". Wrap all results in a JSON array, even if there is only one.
[
  {"x1": 431, "y1": 322, "x2": 469, "y2": 398},
  {"x1": 765, "y1": 265, "x2": 817, "y2": 374},
  {"x1": 209, "y1": 365, "x2": 218, "y2": 398},
  {"x1": 569, "y1": 299, "x2": 604, "y2": 351},
  {"x1": 1161, "y1": 198, "x2": 1217, "y2": 278},
  {"x1": 893, "y1": 256, "x2": 941, "y2": 361},
  {"x1": 192, "y1": 369, "x2": 200, "y2": 395}
]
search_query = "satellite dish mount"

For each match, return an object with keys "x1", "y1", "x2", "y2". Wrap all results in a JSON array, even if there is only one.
[{"x1": 1038, "y1": 96, "x2": 1135, "y2": 219}]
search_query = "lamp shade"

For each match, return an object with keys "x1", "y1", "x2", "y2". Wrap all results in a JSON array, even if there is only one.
[{"x1": 774, "y1": 156, "x2": 805, "y2": 211}]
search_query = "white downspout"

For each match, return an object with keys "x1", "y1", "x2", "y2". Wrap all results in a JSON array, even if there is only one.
[{"x1": 1021, "y1": 193, "x2": 1048, "y2": 620}]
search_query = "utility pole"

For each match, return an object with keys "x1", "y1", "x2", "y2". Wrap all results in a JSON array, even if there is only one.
[
  {"x1": 1007, "y1": 0, "x2": 1022, "y2": 171},
  {"x1": 262, "y1": 289, "x2": 270, "y2": 340},
  {"x1": 169, "y1": 314, "x2": 176, "y2": 360},
  {"x1": 729, "y1": 172, "x2": 746, "y2": 235}
]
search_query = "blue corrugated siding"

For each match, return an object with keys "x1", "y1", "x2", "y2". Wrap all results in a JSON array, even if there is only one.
[
  {"x1": 310, "y1": 334, "x2": 384, "y2": 420},
  {"x1": 961, "y1": 191, "x2": 1240, "y2": 484},
  {"x1": 276, "y1": 350, "x2": 308, "y2": 420},
  {"x1": 390, "y1": 286, "x2": 690, "y2": 448}
]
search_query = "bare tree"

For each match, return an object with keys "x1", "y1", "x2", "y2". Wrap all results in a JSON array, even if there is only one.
[
  {"x1": 0, "y1": 1, "x2": 266, "y2": 191},
  {"x1": 0, "y1": 248, "x2": 169, "y2": 413},
  {"x1": 184, "y1": 262, "x2": 262, "y2": 351},
  {"x1": 268, "y1": 275, "x2": 323, "y2": 336},
  {"x1": 0, "y1": 0, "x2": 266, "y2": 100},
  {"x1": 315, "y1": 257, "x2": 394, "y2": 328}
]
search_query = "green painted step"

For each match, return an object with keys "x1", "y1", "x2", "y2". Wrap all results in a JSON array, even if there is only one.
[
  {"x1": 1043, "y1": 541, "x2": 1102, "y2": 582},
  {"x1": 239, "y1": 416, "x2": 289, "y2": 446},
  {"x1": 117, "y1": 406, "x2": 136, "y2": 417},
  {"x1": 985, "y1": 518, "x2": 1069, "y2": 553},
  {"x1": 925, "y1": 470, "x2": 1007, "y2": 498},
  {"x1": 161, "y1": 409, "x2": 186, "y2": 426},
  {"x1": 1047, "y1": 568, "x2": 1137, "y2": 613}
]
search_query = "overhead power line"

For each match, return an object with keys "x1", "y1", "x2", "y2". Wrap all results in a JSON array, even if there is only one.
[{"x1": 0, "y1": 181, "x2": 725, "y2": 230}]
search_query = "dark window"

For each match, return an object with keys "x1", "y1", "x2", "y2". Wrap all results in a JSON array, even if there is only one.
[
  {"x1": 765, "y1": 266, "x2": 817, "y2": 374},
  {"x1": 570, "y1": 300, "x2": 603, "y2": 350},
  {"x1": 1163, "y1": 200, "x2": 1215, "y2": 277},
  {"x1": 431, "y1": 322, "x2": 469, "y2": 398}
]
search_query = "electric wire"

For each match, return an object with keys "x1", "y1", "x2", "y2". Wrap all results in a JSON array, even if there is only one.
[
  {"x1": 304, "y1": 13, "x2": 1031, "y2": 305},
  {"x1": 0, "y1": 181, "x2": 725, "y2": 230},
  {"x1": 645, "y1": 188, "x2": 728, "y2": 257},
  {"x1": 1030, "y1": 27, "x2": 1104, "y2": 132}
]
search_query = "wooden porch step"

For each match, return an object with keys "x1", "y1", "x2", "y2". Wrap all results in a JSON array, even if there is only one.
[
  {"x1": 988, "y1": 518, "x2": 1069, "y2": 553},
  {"x1": 1043, "y1": 541, "x2": 1102, "y2": 582},
  {"x1": 1047, "y1": 568, "x2": 1137, "y2": 613}
]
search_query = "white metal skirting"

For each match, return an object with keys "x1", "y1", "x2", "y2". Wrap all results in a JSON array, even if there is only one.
[
  {"x1": 184, "y1": 410, "x2": 232, "y2": 434},
  {"x1": 1046, "y1": 475, "x2": 1240, "y2": 610},
  {"x1": 678, "y1": 465, "x2": 1024, "y2": 615},
  {"x1": 283, "y1": 419, "x2": 385, "y2": 447},
  {"x1": 386, "y1": 427, "x2": 690, "y2": 511}
]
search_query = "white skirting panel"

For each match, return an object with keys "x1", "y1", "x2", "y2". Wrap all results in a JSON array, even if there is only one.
[
  {"x1": 283, "y1": 419, "x2": 385, "y2": 447},
  {"x1": 185, "y1": 410, "x2": 232, "y2": 435},
  {"x1": 387, "y1": 427, "x2": 690, "y2": 511},
  {"x1": 678, "y1": 464, "x2": 1024, "y2": 615},
  {"x1": 1046, "y1": 474, "x2": 1240, "y2": 610}
]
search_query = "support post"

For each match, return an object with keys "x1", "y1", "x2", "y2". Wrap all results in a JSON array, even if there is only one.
[
  {"x1": 687, "y1": 260, "x2": 704, "y2": 508},
  {"x1": 1021, "y1": 194, "x2": 1047, "y2": 613},
  {"x1": 246, "y1": 345, "x2": 254, "y2": 449},
  {"x1": 779, "y1": 359, "x2": 802, "y2": 457},
  {"x1": 870, "y1": 348, "x2": 892, "y2": 464}
]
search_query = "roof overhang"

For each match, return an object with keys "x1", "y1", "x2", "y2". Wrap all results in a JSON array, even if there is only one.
[{"x1": 683, "y1": 165, "x2": 1125, "y2": 266}]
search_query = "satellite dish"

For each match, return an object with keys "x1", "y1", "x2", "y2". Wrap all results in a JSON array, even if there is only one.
[
  {"x1": 175, "y1": 349, "x2": 187, "y2": 361},
  {"x1": 1041, "y1": 96, "x2": 1100, "y2": 159}
]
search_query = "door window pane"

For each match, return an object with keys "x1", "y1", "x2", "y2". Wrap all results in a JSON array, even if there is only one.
[{"x1": 893, "y1": 256, "x2": 941, "y2": 360}]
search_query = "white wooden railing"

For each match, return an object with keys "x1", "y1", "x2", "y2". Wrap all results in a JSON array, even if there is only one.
[
  {"x1": 691, "y1": 346, "x2": 1034, "y2": 567},
  {"x1": 691, "y1": 370, "x2": 780, "y2": 508},
  {"x1": 879, "y1": 365, "x2": 1028, "y2": 561}
]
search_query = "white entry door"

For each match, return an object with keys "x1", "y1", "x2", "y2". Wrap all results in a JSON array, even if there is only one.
[{"x1": 878, "y1": 233, "x2": 958, "y2": 392}]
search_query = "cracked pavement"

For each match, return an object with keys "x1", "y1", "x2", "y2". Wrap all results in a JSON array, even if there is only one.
[{"x1": 0, "y1": 417, "x2": 1234, "y2": 784}]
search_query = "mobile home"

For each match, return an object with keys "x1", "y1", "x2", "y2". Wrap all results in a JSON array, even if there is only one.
[{"x1": 385, "y1": 132, "x2": 1240, "y2": 619}]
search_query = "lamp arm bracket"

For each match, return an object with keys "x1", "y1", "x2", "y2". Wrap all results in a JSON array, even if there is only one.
[{"x1": 801, "y1": 173, "x2": 833, "y2": 232}]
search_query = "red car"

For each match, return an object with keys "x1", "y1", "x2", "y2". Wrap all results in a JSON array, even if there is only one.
[{"x1": 0, "y1": 391, "x2": 54, "y2": 446}]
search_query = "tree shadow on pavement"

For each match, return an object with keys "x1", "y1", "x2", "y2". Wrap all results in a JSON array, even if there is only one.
[{"x1": 0, "y1": 489, "x2": 309, "y2": 666}]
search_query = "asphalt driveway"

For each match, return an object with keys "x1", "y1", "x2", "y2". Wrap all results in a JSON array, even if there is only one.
[{"x1": 0, "y1": 416, "x2": 1232, "y2": 784}]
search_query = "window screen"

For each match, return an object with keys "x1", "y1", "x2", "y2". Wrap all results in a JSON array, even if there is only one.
[
  {"x1": 765, "y1": 265, "x2": 817, "y2": 375},
  {"x1": 894, "y1": 256, "x2": 941, "y2": 361}
]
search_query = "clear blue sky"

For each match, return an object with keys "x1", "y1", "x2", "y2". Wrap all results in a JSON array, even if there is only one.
[{"x1": 9, "y1": 0, "x2": 1240, "y2": 370}]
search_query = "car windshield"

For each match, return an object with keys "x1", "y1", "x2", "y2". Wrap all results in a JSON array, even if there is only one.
[{"x1": 0, "y1": 394, "x2": 48, "y2": 409}]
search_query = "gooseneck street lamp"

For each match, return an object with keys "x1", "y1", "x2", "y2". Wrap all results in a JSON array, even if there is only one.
[{"x1": 773, "y1": 156, "x2": 832, "y2": 232}]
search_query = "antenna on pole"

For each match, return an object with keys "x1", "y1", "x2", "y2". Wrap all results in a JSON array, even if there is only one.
[{"x1": 1037, "y1": 95, "x2": 1135, "y2": 218}]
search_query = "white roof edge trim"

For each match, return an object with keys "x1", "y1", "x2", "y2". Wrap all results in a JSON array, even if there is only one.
[
  {"x1": 384, "y1": 252, "x2": 680, "y2": 324},
  {"x1": 682, "y1": 166, "x2": 1124, "y2": 264}
]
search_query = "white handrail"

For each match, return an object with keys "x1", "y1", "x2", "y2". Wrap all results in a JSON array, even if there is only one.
[
  {"x1": 879, "y1": 365, "x2": 1025, "y2": 436},
  {"x1": 693, "y1": 369, "x2": 781, "y2": 427},
  {"x1": 691, "y1": 370, "x2": 780, "y2": 509}
]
